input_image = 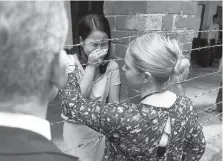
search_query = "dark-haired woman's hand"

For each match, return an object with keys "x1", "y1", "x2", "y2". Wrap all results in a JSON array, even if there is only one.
[{"x1": 88, "y1": 48, "x2": 108, "y2": 67}]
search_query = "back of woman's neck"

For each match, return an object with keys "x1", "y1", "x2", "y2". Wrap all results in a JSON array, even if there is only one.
[
  {"x1": 140, "y1": 91, "x2": 177, "y2": 108},
  {"x1": 140, "y1": 84, "x2": 161, "y2": 99}
]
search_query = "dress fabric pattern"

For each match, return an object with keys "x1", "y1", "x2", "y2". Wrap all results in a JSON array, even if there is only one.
[{"x1": 58, "y1": 72, "x2": 206, "y2": 161}]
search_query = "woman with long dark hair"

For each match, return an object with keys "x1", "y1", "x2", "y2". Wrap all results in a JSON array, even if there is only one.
[{"x1": 62, "y1": 14, "x2": 121, "y2": 161}]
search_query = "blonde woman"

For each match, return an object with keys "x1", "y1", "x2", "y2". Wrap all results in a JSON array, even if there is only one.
[{"x1": 59, "y1": 34, "x2": 206, "y2": 161}]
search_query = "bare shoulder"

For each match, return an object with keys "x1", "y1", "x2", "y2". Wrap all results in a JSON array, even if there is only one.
[
  {"x1": 67, "y1": 54, "x2": 79, "y2": 73},
  {"x1": 67, "y1": 54, "x2": 79, "y2": 65},
  {"x1": 107, "y1": 60, "x2": 119, "y2": 70}
]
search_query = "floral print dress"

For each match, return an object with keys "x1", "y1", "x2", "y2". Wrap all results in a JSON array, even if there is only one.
[{"x1": 58, "y1": 72, "x2": 206, "y2": 161}]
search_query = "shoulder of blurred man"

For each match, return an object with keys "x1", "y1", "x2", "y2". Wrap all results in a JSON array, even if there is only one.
[{"x1": 0, "y1": 126, "x2": 79, "y2": 161}]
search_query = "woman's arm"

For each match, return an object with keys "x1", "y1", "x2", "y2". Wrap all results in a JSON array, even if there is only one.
[
  {"x1": 66, "y1": 54, "x2": 96, "y2": 98},
  {"x1": 108, "y1": 61, "x2": 121, "y2": 103},
  {"x1": 80, "y1": 65, "x2": 96, "y2": 98},
  {"x1": 79, "y1": 49, "x2": 108, "y2": 98},
  {"x1": 59, "y1": 72, "x2": 141, "y2": 139}
]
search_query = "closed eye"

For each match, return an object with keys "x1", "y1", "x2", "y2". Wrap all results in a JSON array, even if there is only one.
[{"x1": 91, "y1": 42, "x2": 99, "y2": 47}]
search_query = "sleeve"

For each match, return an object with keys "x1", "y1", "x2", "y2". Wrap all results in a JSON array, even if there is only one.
[
  {"x1": 183, "y1": 101, "x2": 206, "y2": 161},
  {"x1": 58, "y1": 72, "x2": 144, "y2": 141}
]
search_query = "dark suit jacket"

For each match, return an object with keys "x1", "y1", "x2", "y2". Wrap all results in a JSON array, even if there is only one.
[{"x1": 0, "y1": 126, "x2": 79, "y2": 161}]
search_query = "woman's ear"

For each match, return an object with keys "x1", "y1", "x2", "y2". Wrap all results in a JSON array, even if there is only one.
[
  {"x1": 49, "y1": 50, "x2": 68, "y2": 89},
  {"x1": 143, "y1": 72, "x2": 152, "y2": 84}
]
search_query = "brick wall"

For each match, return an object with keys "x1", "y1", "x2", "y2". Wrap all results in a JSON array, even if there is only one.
[{"x1": 104, "y1": 1, "x2": 199, "y2": 103}]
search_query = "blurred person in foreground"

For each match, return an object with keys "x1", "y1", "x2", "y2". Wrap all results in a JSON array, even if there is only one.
[{"x1": 0, "y1": 1, "x2": 78, "y2": 161}]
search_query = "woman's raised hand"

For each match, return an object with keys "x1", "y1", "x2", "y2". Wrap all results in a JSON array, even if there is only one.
[{"x1": 88, "y1": 48, "x2": 108, "y2": 67}]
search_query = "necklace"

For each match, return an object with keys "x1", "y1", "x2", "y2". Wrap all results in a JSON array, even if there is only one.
[{"x1": 141, "y1": 91, "x2": 161, "y2": 101}]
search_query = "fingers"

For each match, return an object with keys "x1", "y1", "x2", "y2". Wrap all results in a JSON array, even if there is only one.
[
  {"x1": 90, "y1": 49, "x2": 108, "y2": 57},
  {"x1": 90, "y1": 49, "x2": 108, "y2": 62},
  {"x1": 88, "y1": 49, "x2": 108, "y2": 66},
  {"x1": 98, "y1": 49, "x2": 108, "y2": 58},
  {"x1": 89, "y1": 48, "x2": 100, "y2": 56}
]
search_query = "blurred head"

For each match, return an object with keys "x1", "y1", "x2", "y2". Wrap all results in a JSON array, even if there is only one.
[
  {"x1": 122, "y1": 34, "x2": 190, "y2": 92},
  {"x1": 213, "y1": 14, "x2": 219, "y2": 24},
  {"x1": 77, "y1": 13, "x2": 111, "y2": 74},
  {"x1": 0, "y1": 2, "x2": 68, "y2": 110}
]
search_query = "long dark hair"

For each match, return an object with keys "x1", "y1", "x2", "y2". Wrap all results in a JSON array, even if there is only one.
[{"x1": 76, "y1": 13, "x2": 111, "y2": 74}]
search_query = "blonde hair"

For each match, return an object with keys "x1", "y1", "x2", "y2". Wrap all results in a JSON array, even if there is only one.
[
  {"x1": 0, "y1": 1, "x2": 68, "y2": 101},
  {"x1": 128, "y1": 33, "x2": 190, "y2": 93}
]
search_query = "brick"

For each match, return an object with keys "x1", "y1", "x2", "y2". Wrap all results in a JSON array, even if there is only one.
[
  {"x1": 183, "y1": 42, "x2": 192, "y2": 50},
  {"x1": 116, "y1": 16, "x2": 128, "y2": 30},
  {"x1": 110, "y1": 43, "x2": 116, "y2": 58},
  {"x1": 125, "y1": 15, "x2": 136, "y2": 30},
  {"x1": 177, "y1": 34, "x2": 186, "y2": 43},
  {"x1": 126, "y1": 14, "x2": 162, "y2": 31},
  {"x1": 186, "y1": 15, "x2": 196, "y2": 30},
  {"x1": 103, "y1": 1, "x2": 114, "y2": 15},
  {"x1": 193, "y1": 17, "x2": 201, "y2": 31},
  {"x1": 104, "y1": 1, "x2": 131, "y2": 15},
  {"x1": 129, "y1": 1, "x2": 147, "y2": 14},
  {"x1": 192, "y1": 17, "x2": 201, "y2": 38},
  {"x1": 162, "y1": 15, "x2": 173, "y2": 31},
  {"x1": 167, "y1": 1, "x2": 182, "y2": 14},
  {"x1": 182, "y1": 2, "x2": 197, "y2": 15},
  {"x1": 116, "y1": 57, "x2": 125, "y2": 84},
  {"x1": 183, "y1": 43, "x2": 193, "y2": 55},
  {"x1": 165, "y1": 32, "x2": 178, "y2": 40},
  {"x1": 115, "y1": 44, "x2": 128, "y2": 58},
  {"x1": 146, "y1": 1, "x2": 168, "y2": 14},
  {"x1": 116, "y1": 57, "x2": 125, "y2": 71},
  {"x1": 113, "y1": 1, "x2": 130, "y2": 15},
  {"x1": 106, "y1": 16, "x2": 116, "y2": 30},
  {"x1": 177, "y1": 34, "x2": 193, "y2": 43},
  {"x1": 175, "y1": 15, "x2": 187, "y2": 29},
  {"x1": 196, "y1": 4, "x2": 203, "y2": 17},
  {"x1": 128, "y1": 31, "x2": 138, "y2": 43},
  {"x1": 111, "y1": 30, "x2": 129, "y2": 45}
]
